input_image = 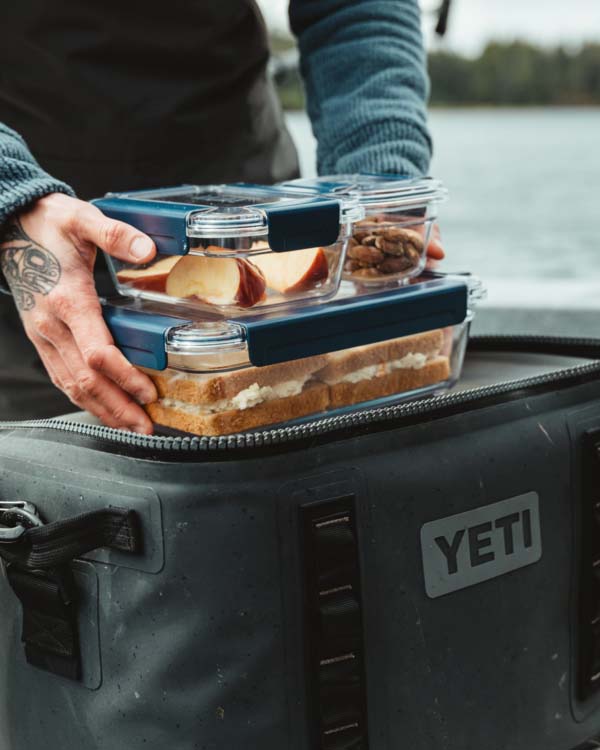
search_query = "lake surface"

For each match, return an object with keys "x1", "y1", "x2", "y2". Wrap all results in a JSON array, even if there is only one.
[{"x1": 285, "y1": 108, "x2": 600, "y2": 308}]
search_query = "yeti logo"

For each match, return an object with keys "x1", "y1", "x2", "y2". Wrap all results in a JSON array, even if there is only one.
[{"x1": 420, "y1": 492, "x2": 542, "y2": 598}]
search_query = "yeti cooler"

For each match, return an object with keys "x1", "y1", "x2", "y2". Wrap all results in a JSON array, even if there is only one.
[{"x1": 2, "y1": 335, "x2": 600, "y2": 750}]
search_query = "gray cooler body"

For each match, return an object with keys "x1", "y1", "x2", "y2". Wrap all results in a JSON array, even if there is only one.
[{"x1": 1, "y1": 337, "x2": 600, "y2": 750}]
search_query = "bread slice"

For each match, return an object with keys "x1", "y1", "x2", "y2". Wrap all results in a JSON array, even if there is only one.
[
  {"x1": 146, "y1": 381, "x2": 330, "y2": 436},
  {"x1": 142, "y1": 327, "x2": 450, "y2": 436},
  {"x1": 317, "y1": 329, "x2": 445, "y2": 383},
  {"x1": 328, "y1": 355, "x2": 450, "y2": 408},
  {"x1": 147, "y1": 352, "x2": 328, "y2": 403}
]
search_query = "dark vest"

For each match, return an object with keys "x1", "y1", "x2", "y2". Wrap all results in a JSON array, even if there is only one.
[
  {"x1": 0, "y1": 0, "x2": 300, "y2": 364},
  {"x1": 0, "y1": 0, "x2": 299, "y2": 200}
]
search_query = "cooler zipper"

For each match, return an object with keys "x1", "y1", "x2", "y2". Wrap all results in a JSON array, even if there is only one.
[{"x1": 1, "y1": 335, "x2": 600, "y2": 455}]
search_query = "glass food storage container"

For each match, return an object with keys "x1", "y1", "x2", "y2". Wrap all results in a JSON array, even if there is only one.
[
  {"x1": 103, "y1": 275, "x2": 481, "y2": 437},
  {"x1": 93, "y1": 184, "x2": 362, "y2": 317},
  {"x1": 281, "y1": 174, "x2": 447, "y2": 286}
]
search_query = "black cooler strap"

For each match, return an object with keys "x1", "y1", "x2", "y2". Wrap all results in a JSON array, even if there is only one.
[
  {"x1": 302, "y1": 497, "x2": 369, "y2": 750},
  {"x1": 0, "y1": 506, "x2": 141, "y2": 681},
  {"x1": 6, "y1": 566, "x2": 81, "y2": 680},
  {"x1": 0, "y1": 507, "x2": 140, "y2": 570}
]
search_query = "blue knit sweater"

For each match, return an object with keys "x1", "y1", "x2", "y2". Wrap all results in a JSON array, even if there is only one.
[{"x1": 0, "y1": 0, "x2": 431, "y2": 227}]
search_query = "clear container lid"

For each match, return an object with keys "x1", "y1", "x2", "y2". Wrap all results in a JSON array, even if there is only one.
[
  {"x1": 282, "y1": 174, "x2": 447, "y2": 211},
  {"x1": 108, "y1": 183, "x2": 362, "y2": 239},
  {"x1": 464, "y1": 273, "x2": 486, "y2": 307},
  {"x1": 166, "y1": 319, "x2": 245, "y2": 351},
  {"x1": 416, "y1": 272, "x2": 486, "y2": 309},
  {"x1": 165, "y1": 320, "x2": 251, "y2": 371}
]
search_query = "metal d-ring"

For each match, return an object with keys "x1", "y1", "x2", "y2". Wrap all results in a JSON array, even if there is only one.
[{"x1": 0, "y1": 501, "x2": 43, "y2": 543}]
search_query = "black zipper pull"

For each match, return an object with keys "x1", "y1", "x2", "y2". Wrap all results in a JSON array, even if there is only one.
[{"x1": 436, "y1": 0, "x2": 452, "y2": 36}]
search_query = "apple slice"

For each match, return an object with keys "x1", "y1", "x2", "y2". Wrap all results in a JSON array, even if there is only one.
[
  {"x1": 116, "y1": 256, "x2": 180, "y2": 293},
  {"x1": 166, "y1": 255, "x2": 266, "y2": 308},
  {"x1": 251, "y1": 247, "x2": 329, "y2": 295}
]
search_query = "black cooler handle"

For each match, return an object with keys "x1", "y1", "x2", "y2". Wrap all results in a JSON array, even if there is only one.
[{"x1": 0, "y1": 502, "x2": 141, "y2": 681}]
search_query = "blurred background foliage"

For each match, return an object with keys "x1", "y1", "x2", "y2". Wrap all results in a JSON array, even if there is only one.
[{"x1": 271, "y1": 35, "x2": 600, "y2": 109}]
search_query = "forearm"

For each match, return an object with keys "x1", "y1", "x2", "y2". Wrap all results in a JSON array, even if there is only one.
[
  {"x1": 0, "y1": 123, "x2": 75, "y2": 292},
  {"x1": 290, "y1": 0, "x2": 432, "y2": 176}
]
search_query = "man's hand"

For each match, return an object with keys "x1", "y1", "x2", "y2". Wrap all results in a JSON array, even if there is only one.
[
  {"x1": 0, "y1": 193, "x2": 158, "y2": 433},
  {"x1": 426, "y1": 223, "x2": 444, "y2": 270}
]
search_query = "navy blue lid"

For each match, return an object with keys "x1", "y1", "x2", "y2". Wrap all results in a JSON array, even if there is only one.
[
  {"x1": 102, "y1": 276, "x2": 468, "y2": 370},
  {"x1": 238, "y1": 277, "x2": 466, "y2": 366},
  {"x1": 93, "y1": 198, "x2": 193, "y2": 256},
  {"x1": 93, "y1": 184, "x2": 355, "y2": 256},
  {"x1": 102, "y1": 305, "x2": 192, "y2": 371}
]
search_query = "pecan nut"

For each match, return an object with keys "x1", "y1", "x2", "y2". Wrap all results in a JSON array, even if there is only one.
[
  {"x1": 348, "y1": 244, "x2": 385, "y2": 265},
  {"x1": 344, "y1": 259, "x2": 362, "y2": 273},
  {"x1": 347, "y1": 216, "x2": 426, "y2": 280},
  {"x1": 376, "y1": 256, "x2": 416, "y2": 274},
  {"x1": 381, "y1": 227, "x2": 424, "y2": 248}
]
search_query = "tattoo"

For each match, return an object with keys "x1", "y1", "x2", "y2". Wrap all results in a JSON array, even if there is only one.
[{"x1": 0, "y1": 219, "x2": 61, "y2": 311}]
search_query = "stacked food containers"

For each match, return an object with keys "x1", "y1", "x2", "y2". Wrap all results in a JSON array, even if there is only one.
[{"x1": 95, "y1": 177, "x2": 482, "y2": 436}]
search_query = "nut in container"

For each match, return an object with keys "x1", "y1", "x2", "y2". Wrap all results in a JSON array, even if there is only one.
[{"x1": 281, "y1": 174, "x2": 447, "y2": 286}]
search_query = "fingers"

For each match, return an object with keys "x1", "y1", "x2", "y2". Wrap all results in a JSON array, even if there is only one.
[
  {"x1": 57, "y1": 331, "x2": 154, "y2": 433},
  {"x1": 427, "y1": 238, "x2": 445, "y2": 260},
  {"x1": 408, "y1": 219, "x2": 445, "y2": 261},
  {"x1": 34, "y1": 336, "x2": 104, "y2": 419},
  {"x1": 427, "y1": 224, "x2": 445, "y2": 260},
  {"x1": 84, "y1": 344, "x2": 158, "y2": 405},
  {"x1": 9, "y1": 194, "x2": 156, "y2": 433},
  {"x1": 52, "y1": 291, "x2": 157, "y2": 405},
  {"x1": 67, "y1": 201, "x2": 156, "y2": 264},
  {"x1": 31, "y1": 320, "x2": 154, "y2": 434}
]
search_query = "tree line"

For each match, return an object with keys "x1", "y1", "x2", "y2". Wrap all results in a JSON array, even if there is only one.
[
  {"x1": 273, "y1": 40, "x2": 600, "y2": 109},
  {"x1": 429, "y1": 41, "x2": 600, "y2": 106}
]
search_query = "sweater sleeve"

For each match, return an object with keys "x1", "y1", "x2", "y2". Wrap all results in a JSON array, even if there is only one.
[
  {"x1": 0, "y1": 123, "x2": 75, "y2": 225},
  {"x1": 0, "y1": 122, "x2": 75, "y2": 292},
  {"x1": 289, "y1": 0, "x2": 432, "y2": 177}
]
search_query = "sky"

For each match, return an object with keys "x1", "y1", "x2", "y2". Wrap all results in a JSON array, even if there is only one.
[{"x1": 256, "y1": 0, "x2": 600, "y2": 56}]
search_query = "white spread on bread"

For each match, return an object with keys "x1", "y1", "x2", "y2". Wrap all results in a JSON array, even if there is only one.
[
  {"x1": 157, "y1": 350, "x2": 441, "y2": 415},
  {"x1": 230, "y1": 379, "x2": 308, "y2": 409},
  {"x1": 320, "y1": 351, "x2": 433, "y2": 385},
  {"x1": 161, "y1": 376, "x2": 311, "y2": 415}
]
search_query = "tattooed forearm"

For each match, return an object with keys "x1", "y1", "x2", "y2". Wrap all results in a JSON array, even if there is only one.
[{"x1": 0, "y1": 219, "x2": 61, "y2": 311}]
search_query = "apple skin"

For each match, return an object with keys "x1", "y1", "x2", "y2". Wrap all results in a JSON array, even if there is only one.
[
  {"x1": 230, "y1": 259, "x2": 267, "y2": 308},
  {"x1": 117, "y1": 256, "x2": 180, "y2": 293},
  {"x1": 286, "y1": 247, "x2": 329, "y2": 293},
  {"x1": 166, "y1": 255, "x2": 267, "y2": 308},
  {"x1": 117, "y1": 272, "x2": 169, "y2": 293},
  {"x1": 251, "y1": 247, "x2": 329, "y2": 295}
]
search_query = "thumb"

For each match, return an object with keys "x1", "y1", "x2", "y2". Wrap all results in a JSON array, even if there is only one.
[
  {"x1": 427, "y1": 224, "x2": 445, "y2": 260},
  {"x1": 76, "y1": 204, "x2": 156, "y2": 264}
]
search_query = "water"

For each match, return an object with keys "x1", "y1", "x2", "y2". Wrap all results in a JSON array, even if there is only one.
[{"x1": 285, "y1": 108, "x2": 600, "y2": 308}]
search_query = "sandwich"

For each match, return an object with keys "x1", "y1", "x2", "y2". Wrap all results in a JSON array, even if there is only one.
[
  {"x1": 145, "y1": 353, "x2": 330, "y2": 436},
  {"x1": 318, "y1": 329, "x2": 450, "y2": 408},
  {"x1": 143, "y1": 329, "x2": 450, "y2": 436}
]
